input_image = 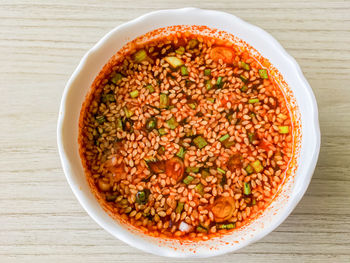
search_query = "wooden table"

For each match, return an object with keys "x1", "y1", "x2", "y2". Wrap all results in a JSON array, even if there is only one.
[{"x1": 1, "y1": 0, "x2": 349, "y2": 262}]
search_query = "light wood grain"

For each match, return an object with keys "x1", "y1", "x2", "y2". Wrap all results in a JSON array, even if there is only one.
[{"x1": 1, "y1": 0, "x2": 350, "y2": 262}]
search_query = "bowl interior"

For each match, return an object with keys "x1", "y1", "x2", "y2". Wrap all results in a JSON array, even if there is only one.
[{"x1": 58, "y1": 8, "x2": 320, "y2": 258}]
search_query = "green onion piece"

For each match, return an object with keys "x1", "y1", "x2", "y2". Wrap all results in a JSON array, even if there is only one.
[
  {"x1": 206, "y1": 80, "x2": 212, "y2": 90},
  {"x1": 96, "y1": 115, "x2": 105, "y2": 124},
  {"x1": 204, "y1": 69, "x2": 211, "y2": 76},
  {"x1": 135, "y1": 189, "x2": 150, "y2": 204},
  {"x1": 158, "y1": 146, "x2": 165, "y2": 155},
  {"x1": 188, "y1": 39, "x2": 199, "y2": 49},
  {"x1": 251, "y1": 160, "x2": 264, "y2": 173},
  {"x1": 134, "y1": 49, "x2": 147, "y2": 63},
  {"x1": 240, "y1": 85, "x2": 248, "y2": 92},
  {"x1": 102, "y1": 93, "x2": 115, "y2": 103},
  {"x1": 222, "y1": 139, "x2": 235, "y2": 148},
  {"x1": 146, "y1": 117, "x2": 157, "y2": 131},
  {"x1": 278, "y1": 126, "x2": 289, "y2": 134},
  {"x1": 216, "y1": 77, "x2": 223, "y2": 86},
  {"x1": 158, "y1": 128, "x2": 167, "y2": 136},
  {"x1": 195, "y1": 183, "x2": 204, "y2": 195},
  {"x1": 244, "y1": 182, "x2": 251, "y2": 195},
  {"x1": 123, "y1": 107, "x2": 133, "y2": 118},
  {"x1": 252, "y1": 198, "x2": 256, "y2": 205},
  {"x1": 217, "y1": 167, "x2": 226, "y2": 174},
  {"x1": 207, "y1": 97, "x2": 215, "y2": 103},
  {"x1": 130, "y1": 90, "x2": 139, "y2": 98},
  {"x1": 116, "y1": 118, "x2": 123, "y2": 130},
  {"x1": 164, "y1": 56, "x2": 184, "y2": 68},
  {"x1": 111, "y1": 73, "x2": 122, "y2": 84},
  {"x1": 183, "y1": 175, "x2": 194, "y2": 185},
  {"x1": 248, "y1": 133, "x2": 255, "y2": 143},
  {"x1": 175, "y1": 46, "x2": 185, "y2": 55},
  {"x1": 196, "y1": 226, "x2": 207, "y2": 233},
  {"x1": 193, "y1": 136, "x2": 207, "y2": 149},
  {"x1": 159, "y1": 93, "x2": 169, "y2": 109},
  {"x1": 175, "y1": 202, "x2": 184, "y2": 213},
  {"x1": 146, "y1": 85, "x2": 155, "y2": 93},
  {"x1": 248, "y1": 98, "x2": 260, "y2": 104},
  {"x1": 245, "y1": 165, "x2": 254, "y2": 174},
  {"x1": 240, "y1": 75, "x2": 248, "y2": 83},
  {"x1": 176, "y1": 147, "x2": 185, "y2": 159},
  {"x1": 219, "y1": 134, "x2": 229, "y2": 142},
  {"x1": 168, "y1": 105, "x2": 175, "y2": 110},
  {"x1": 201, "y1": 169, "x2": 210, "y2": 179},
  {"x1": 259, "y1": 69, "x2": 268, "y2": 79},
  {"x1": 166, "y1": 117, "x2": 178, "y2": 130},
  {"x1": 217, "y1": 223, "x2": 236, "y2": 229},
  {"x1": 181, "y1": 66, "x2": 189, "y2": 76},
  {"x1": 186, "y1": 167, "x2": 199, "y2": 173},
  {"x1": 241, "y1": 62, "x2": 250, "y2": 70},
  {"x1": 188, "y1": 102, "x2": 197, "y2": 109}
]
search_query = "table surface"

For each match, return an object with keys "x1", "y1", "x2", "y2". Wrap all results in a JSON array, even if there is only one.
[{"x1": 1, "y1": 0, "x2": 350, "y2": 262}]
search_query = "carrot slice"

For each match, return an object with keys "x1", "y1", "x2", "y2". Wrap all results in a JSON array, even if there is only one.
[
  {"x1": 211, "y1": 196, "x2": 235, "y2": 222},
  {"x1": 210, "y1": 47, "x2": 234, "y2": 64},
  {"x1": 165, "y1": 157, "x2": 185, "y2": 182}
]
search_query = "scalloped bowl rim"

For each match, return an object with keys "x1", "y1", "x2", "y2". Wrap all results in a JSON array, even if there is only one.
[{"x1": 57, "y1": 8, "x2": 320, "y2": 258}]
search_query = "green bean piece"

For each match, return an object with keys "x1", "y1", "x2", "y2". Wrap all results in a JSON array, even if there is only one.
[
  {"x1": 217, "y1": 167, "x2": 226, "y2": 174},
  {"x1": 158, "y1": 128, "x2": 167, "y2": 136}
]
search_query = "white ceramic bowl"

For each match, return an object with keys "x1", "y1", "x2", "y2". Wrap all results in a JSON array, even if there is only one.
[{"x1": 57, "y1": 8, "x2": 320, "y2": 258}]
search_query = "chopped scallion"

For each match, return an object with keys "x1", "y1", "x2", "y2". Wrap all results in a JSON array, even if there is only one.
[
  {"x1": 217, "y1": 223, "x2": 236, "y2": 229},
  {"x1": 240, "y1": 75, "x2": 248, "y2": 83},
  {"x1": 219, "y1": 134, "x2": 229, "y2": 142},
  {"x1": 186, "y1": 167, "x2": 199, "y2": 173},
  {"x1": 245, "y1": 165, "x2": 254, "y2": 174},
  {"x1": 146, "y1": 117, "x2": 157, "y2": 131},
  {"x1": 195, "y1": 183, "x2": 204, "y2": 195},
  {"x1": 159, "y1": 93, "x2": 169, "y2": 109},
  {"x1": 188, "y1": 102, "x2": 197, "y2": 109},
  {"x1": 248, "y1": 98, "x2": 260, "y2": 104},
  {"x1": 111, "y1": 73, "x2": 122, "y2": 84},
  {"x1": 146, "y1": 85, "x2": 155, "y2": 93},
  {"x1": 116, "y1": 118, "x2": 123, "y2": 130},
  {"x1": 216, "y1": 76, "x2": 223, "y2": 88},
  {"x1": 96, "y1": 115, "x2": 105, "y2": 124},
  {"x1": 123, "y1": 107, "x2": 133, "y2": 118},
  {"x1": 259, "y1": 69, "x2": 268, "y2": 79},
  {"x1": 193, "y1": 136, "x2": 207, "y2": 149},
  {"x1": 207, "y1": 97, "x2": 215, "y2": 103},
  {"x1": 164, "y1": 56, "x2": 184, "y2": 68},
  {"x1": 206, "y1": 80, "x2": 212, "y2": 90},
  {"x1": 158, "y1": 128, "x2": 167, "y2": 136},
  {"x1": 196, "y1": 225, "x2": 207, "y2": 233},
  {"x1": 134, "y1": 49, "x2": 147, "y2": 63},
  {"x1": 251, "y1": 160, "x2": 264, "y2": 173},
  {"x1": 130, "y1": 90, "x2": 139, "y2": 98},
  {"x1": 217, "y1": 167, "x2": 226, "y2": 174},
  {"x1": 180, "y1": 66, "x2": 189, "y2": 76},
  {"x1": 244, "y1": 182, "x2": 251, "y2": 195},
  {"x1": 240, "y1": 85, "x2": 248, "y2": 92},
  {"x1": 166, "y1": 117, "x2": 178, "y2": 130},
  {"x1": 176, "y1": 147, "x2": 185, "y2": 159},
  {"x1": 241, "y1": 62, "x2": 250, "y2": 70},
  {"x1": 175, "y1": 202, "x2": 184, "y2": 213},
  {"x1": 204, "y1": 69, "x2": 211, "y2": 76},
  {"x1": 278, "y1": 126, "x2": 289, "y2": 134},
  {"x1": 175, "y1": 46, "x2": 185, "y2": 55},
  {"x1": 183, "y1": 175, "x2": 194, "y2": 185}
]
